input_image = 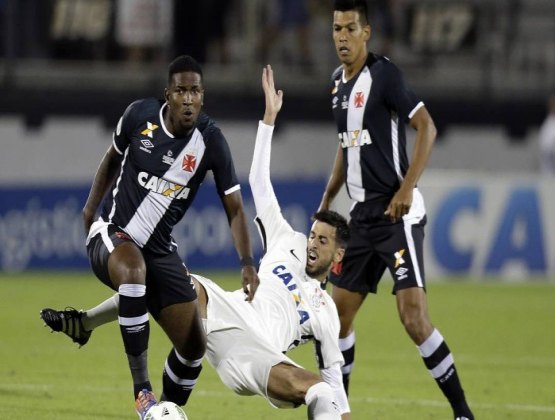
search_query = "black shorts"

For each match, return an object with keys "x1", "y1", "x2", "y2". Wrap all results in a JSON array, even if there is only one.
[
  {"x1": 329, "y1": 199, "x2": 427, "y2": 295},
  {"x1": 86, "y1": 223, "x2": 196, "y2": 319}
]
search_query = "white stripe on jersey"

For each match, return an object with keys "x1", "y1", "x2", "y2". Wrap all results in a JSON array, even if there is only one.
[
  {"x1": 408, "y1": 101, "x2": 424, "y2": 119},
  {"x1": 224, "y1": 184, "x2": 240, "y2": 195},
  {"x1": 391, "y1": 113, "x2": 403, "y2": 182},
  {"x1": 108, "y1": 148, "x2": 130, "y2": 222},
  {"x1": 124, "y1": 129, "x2": 207, "y2": 247},
  {"x1": 346, "y1": 67, "x2": 372, "y2": 202}
]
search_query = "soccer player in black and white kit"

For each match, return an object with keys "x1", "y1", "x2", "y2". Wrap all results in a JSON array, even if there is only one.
[
  {"x1": 42, "y1": 65, "x2": 351, "y2": 419},
  {"x1": 318, "y1": 1, "x2": 474, "y2": 419},
  {"x1": 41, "y1": 55, "x2": 259, "y2": 419}
]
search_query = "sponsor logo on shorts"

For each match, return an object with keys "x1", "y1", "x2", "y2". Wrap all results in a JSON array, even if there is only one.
[
  {"x1": 394, "y1": 249, "x2": 405, "y2": 267},
  {"x1": 395, "y1": 267, "x2": 409, "y2": 281}
]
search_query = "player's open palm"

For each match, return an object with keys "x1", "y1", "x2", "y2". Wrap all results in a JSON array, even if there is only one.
[{"x1": 262, "y1": 65, "x2": 283, "y2": 125}]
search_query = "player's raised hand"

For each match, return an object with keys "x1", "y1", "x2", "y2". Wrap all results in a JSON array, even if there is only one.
[{"x1": 262, "y1": 65, "x2": 283, "y2": 126}]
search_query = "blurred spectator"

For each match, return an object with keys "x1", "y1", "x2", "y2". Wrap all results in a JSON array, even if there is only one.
[
  {"x1": 257, "y1": 0, "x2": 314, "y2": 69},
  {"x1": 538, "y1": 93, "x2": 555, "y2": 175},
  {"x1": 50, "y1": 0, "x2": 111, "y2": 60},
  {"x1": 115, "y1": 0, "x2": 172, "y2": 63}
]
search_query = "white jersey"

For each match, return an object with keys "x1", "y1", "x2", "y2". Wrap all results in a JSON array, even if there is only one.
[{"x1": 193, "y1": 122, "x2": 349, "y2": 414}]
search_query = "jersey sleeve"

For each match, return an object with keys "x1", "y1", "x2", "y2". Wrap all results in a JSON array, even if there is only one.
[
  {"x1": 205, "y1": 126, "x2": 240, "y2": 196},
  {"x1": 382, "y1": 60, "x2": 423, "y2": 123},
  {"x1": 250, "y1": 122, "x2": 297, "y2": 251},
  {"x1": 320, "y1": 362, "x2": 350, "y2": 415},
  {"x1": 307, "y1": 287, "x2": 344, "y2": 369},
  {"x1": 112, "y1": 99, "x2": 142, "y2": 155}
]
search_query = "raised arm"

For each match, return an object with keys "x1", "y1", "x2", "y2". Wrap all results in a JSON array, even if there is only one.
[
  {"x1": 82, "y1": 145, "x2": 123, "y2": 235},
  {"x1": 248, "y1": 65, "x2": 283, "y2": 215}
]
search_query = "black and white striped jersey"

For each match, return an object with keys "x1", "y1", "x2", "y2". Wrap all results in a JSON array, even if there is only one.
[
  {"x1": 100, "y1": 98, "x2": 240, "y2": 255},
  {"x1": 331, "y1": 53, "x2": 424, "y2": 205}
]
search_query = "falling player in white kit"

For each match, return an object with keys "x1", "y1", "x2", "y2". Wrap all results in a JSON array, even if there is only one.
[
  {"x1": 190, "y1": 65, "x2": 350, "y2": 419},
  {"x1": 39, "y1": 66, "x2": 351, "y2": 419}
]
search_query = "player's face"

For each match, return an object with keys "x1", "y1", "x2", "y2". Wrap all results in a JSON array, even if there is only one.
[
  {"x1": 333, "y1": 11, "x2": 370, "y2": 66},
  {"x1": 165, "y1": 71, "x2": 204, "y2": 136},
  {"x1": 306, "y1": 220, "x2": 341, "y2": 280}
]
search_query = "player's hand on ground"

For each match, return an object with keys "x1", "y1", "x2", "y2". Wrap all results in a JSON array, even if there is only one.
[
  {"x1": 384, "y1": 186, "x2": 413, "y2": 221},
  {"x1": 262, "y1": 65, "x2": 283, "y2": 126},
  {"x1": 242, "y1": 265, "x2": 259, "y2": 301}
]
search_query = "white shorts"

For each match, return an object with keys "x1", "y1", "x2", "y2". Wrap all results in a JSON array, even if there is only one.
[{"x1": 195, "y1": 274, "x2": 301, "y2": 408}]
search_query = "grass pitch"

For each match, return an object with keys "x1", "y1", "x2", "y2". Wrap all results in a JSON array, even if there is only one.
[{"x1": 1, "y1": 271, "x2": 554, "y2": 419}]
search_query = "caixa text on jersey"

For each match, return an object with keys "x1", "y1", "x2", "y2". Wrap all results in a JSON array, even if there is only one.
[{"x1": 138, "y1": 172, "x2": 190, "y2": 199}]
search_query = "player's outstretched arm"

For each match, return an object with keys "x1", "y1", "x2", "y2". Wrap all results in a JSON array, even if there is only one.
[{"x1": 261, "y1": 65, "x2": 283, "y2": 126}]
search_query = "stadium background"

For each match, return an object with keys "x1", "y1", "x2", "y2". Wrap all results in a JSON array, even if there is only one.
[
  {"x1": 1, "y1": 0, "x2": 554, "y2": 279},
  {"x1": 1, "y1": 1, "x2": 554, "y2": 419}
]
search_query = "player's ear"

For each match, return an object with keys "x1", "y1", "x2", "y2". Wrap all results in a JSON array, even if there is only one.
[
  {"x1": 363, "y1": 23, "x2": 371, "y2": 42},
  {"x1": 164, "y1": 88, "x2": 170, "y2": 104},
  {"x1": 334, "y1": 247, "x2": 345, "y2": 264}
]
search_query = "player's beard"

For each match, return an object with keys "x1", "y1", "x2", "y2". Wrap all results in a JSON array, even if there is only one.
[{"x1": 305, "y1": 258, "x2": 332, "y2": 279}]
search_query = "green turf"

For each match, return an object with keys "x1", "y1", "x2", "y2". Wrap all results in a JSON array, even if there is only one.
[{"x1": 1, "y1": 271, "x2": 554, "y2": 419}]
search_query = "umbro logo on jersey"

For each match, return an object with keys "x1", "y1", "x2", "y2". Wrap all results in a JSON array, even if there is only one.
[
  {"x1": 332, "y1": 96, "x2": 339, "y2": 109},
  {"x1": 140, "y1": 139, "x2": 154, "y2": 154},
  {"x1": 141, "y1": 122, "x2": 159, "y2": 138},
  {"x1": 394, "y1": 249, "x2": 405, "y2": 267}
]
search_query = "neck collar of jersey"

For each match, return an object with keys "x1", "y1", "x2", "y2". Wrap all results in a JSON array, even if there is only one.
[{"x1": 159, "y1": 103, "x2": 174, "y2": 138}]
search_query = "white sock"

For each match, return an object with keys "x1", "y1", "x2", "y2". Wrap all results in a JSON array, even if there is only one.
[
  {"x1": 82, "y1": 293, "x2": 119, "y2": 330},
  {"x1": 305, "y1": 382, "x2": 341, "y2": 420}
]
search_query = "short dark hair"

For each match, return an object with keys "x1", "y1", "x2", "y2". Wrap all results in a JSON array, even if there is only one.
[
  {"x1": 333, "y1": 0, "x2": 369, "y2": 25},
  {"x1": 312, "y1": 210, "x2": 350, "y2": 248},
  {"x1": 167, "y1": 55, "x2": 203, "y2": 85}
]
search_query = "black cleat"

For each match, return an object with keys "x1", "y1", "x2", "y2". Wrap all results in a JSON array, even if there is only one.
[{"x1": 40, "y1": 307, "x2": 92, "y2": 347}]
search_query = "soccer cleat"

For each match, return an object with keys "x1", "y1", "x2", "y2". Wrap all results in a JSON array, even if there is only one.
[
  {"x1": 40, "y1": 307, "x2": 92, "y2": 347},
  {"x1": 135, "y1": 389, "x2": 157, "y2": 419}
]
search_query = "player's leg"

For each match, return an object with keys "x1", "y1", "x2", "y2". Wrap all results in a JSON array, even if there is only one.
[
  {"x1": 40, "y1": 293, "x2": 119, "y2": 346},
  {"x1": 331, "y1": 285, "x2": 365, "y2": 394},
  {"x1": 145, "y1": 252, "x2": 206, "y2": 406},
  {"x1": 157, "y1": 302, "x2": 205, "y2": 405},
  {"x1": 385, "y1": 219, "x2": 473, "y2": 420},
  {"x1": 107, "y1": 242, "x2": 154, "y2": 402},
  {"x1": 84, "y1": 224, "x2": 155, "y2": 416},
  {"x1": 267, "y1": 363, "x2": 341, "y2": 420}
]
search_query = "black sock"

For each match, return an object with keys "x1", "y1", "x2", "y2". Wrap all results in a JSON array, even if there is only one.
[
  {"x1": 418, "y1": 329, "x2": 474, "y2": 419},
  {"x1": 161, "y1": 348, "x2": 202, "y2": 406},
  {"x1": 118, "y1": 284, "x2": 150, "y2": 398}
]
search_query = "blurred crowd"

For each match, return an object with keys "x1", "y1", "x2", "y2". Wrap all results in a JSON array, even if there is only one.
[{"x1": 0, "y1": 0, "x2": 400, "y2": 66}]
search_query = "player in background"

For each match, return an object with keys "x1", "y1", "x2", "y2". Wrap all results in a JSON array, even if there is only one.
[
  {"x1": 41, "y1": 55, "x2": 259, "y2": 419},
  {"x1": 318, "y1": 1, "x2": 474, "y2": 419},
  {"x1": 42, "y1": 65, "x2": 351, "y2": 419}
]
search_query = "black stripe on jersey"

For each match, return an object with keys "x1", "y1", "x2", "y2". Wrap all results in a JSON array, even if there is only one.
[{"x1": 254, "y1": 216, "x2": 267, "y2": 255}]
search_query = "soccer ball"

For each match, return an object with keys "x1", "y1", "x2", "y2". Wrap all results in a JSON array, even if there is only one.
[{"x1": 144, "y1": 401, "x2": 188, "y2": 420}]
